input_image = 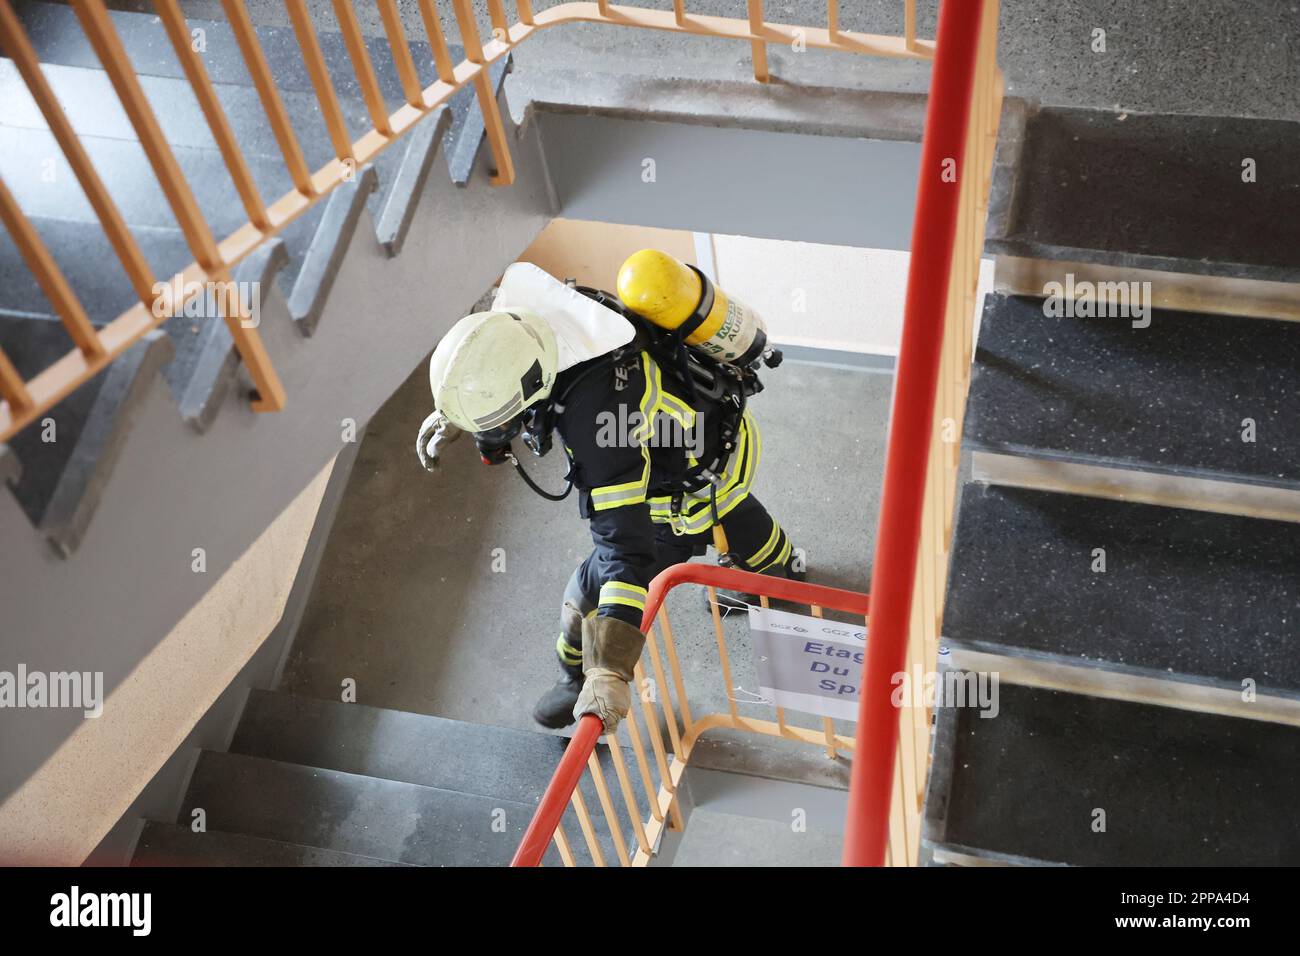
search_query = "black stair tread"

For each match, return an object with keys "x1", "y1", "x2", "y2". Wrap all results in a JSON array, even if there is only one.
[
  {"x1": 181, "y1": 750, "x2": 556, "y2": 867},
  {"x1": 965, "y1": 292, "x2": 1300, "y2": 489},
  {"x1": 945, "y1": 484, "x2": 1300, "y2": 697},
  {"x1": 927, "y1": 683, "x2": 1300, "y2": 865},
  {"x1": 132, "y1": 820, "x2": 410, "y2": 867},
  {"x1": 988, "y1": 105, "x2": 1300, "y2": 282}
]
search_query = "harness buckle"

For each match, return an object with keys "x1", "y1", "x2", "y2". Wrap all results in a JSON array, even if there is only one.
[{"x1": 668, "y1": 492, "x2": 689, "y2": 536}]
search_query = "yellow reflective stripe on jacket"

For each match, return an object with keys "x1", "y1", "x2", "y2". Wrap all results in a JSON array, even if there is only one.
[
  {"x1": 633, "y1": 354, "x2": 659, "y2": 444},
  {"x1": 646, "y1": 414, "x2": 756, "y2": 528},
  {"x1": 599, "y1": 580, "x2": 648, "y2": 612},
  {"x1": 590, "y1": 445, "x2": 652, "y2": 511},
  {"x1": 647, "y1": 411, "x2": 761, "y2": 534},
  {"x1": 636, "y1": 353, "x2": 696, "y2": 442},
  {"x1": 657, "y1": 383, "x2": 696, "y2": 431}
]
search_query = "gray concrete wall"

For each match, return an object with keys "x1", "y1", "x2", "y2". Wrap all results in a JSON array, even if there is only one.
[
  {"x1": 539, "y1": 111, "x2": 920, "y2": 250},
  {"x1": 83, "y1": 438, "x2": 362, "y2": 866}
]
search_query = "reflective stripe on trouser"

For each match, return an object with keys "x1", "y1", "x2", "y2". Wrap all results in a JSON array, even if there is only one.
[
  {"x1": 598, "y1": 580, "x2": 647, "y2": 614},
  {"x1": 561, "y1": 492, "x2": 794, "y2": 666},
  {"x1": 555, "y1": 568, "x2": 595, "y2": 670},
  {"x1": 663, "y1": 493, "x2": 793, "y2": 573},
  {"x1": 741, "y1": 510, "x2": 793, "y2": 572}
]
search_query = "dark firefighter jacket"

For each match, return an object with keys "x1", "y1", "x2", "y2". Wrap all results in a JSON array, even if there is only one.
[{"x1": 554, "y1": 346, "x2": 761, "y2": 628}]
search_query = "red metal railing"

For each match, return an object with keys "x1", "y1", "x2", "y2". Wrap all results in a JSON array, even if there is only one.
[
  {"x1": 511, "y1": 562, "x2": 871, "y2": 867},
  {"x1": 843, "y1": 0, "x2": 988, "y2": 867}
]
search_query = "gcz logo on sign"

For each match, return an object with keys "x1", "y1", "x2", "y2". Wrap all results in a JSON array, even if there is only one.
[{"x1": 748, "y1": 606, "x2": 866, "y2": 721}]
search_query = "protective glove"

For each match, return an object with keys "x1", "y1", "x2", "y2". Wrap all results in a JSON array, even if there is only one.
[
  {"x1": 573, "y1": 615, "x2": 646, "y2": 734},
  {"x1": 415, "y1": 410, "x2": 461, "y2": 471}
]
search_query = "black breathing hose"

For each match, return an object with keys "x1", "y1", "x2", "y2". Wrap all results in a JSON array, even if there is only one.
[{"x1": 508, "y1": 447, "x2": 573, "y2": 502}]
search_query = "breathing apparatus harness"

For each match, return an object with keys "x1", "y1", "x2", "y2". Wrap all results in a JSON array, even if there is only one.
[{"x1": 473, "y1": 282, "x2": 783, "y2": 513}]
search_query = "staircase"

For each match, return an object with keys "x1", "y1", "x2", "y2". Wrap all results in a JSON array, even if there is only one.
[
  {"x1": 132, "y1": 690, "x2": 639, "y2": 866},
  {"x1": 923, "y1": 103, "x2": 1300, "y2": 866},
  {"x1": 128, "y1": 688, "x2": 849, "y2": 868},
  {"x1": 0, "y1": 0, "x2": 509, "y2": 556},
  {"x1": 8, "y1": 0, "x2": 1294, "y2": 868}
]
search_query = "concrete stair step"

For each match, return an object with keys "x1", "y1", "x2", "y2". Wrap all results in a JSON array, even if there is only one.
[
  {"x1": 0, "y1": 59, "x2": 372, "y2": 174},
  {"x1": 237, "y1": 689, "x2": 590, "y2": 805},
  {"x1": 0, "y1": 217, "x2": 289, "y2": 550},
  {"x1": 0, "y1": 58, "x2": 432, "y2": 251},
  {"x1": 131, "y1": 820, "x2": 411, "y2": 867},
  {"x1": 923, "y1": 682, "x2": 1300, "y2": 866},
  {"x1": 19, "y1": 0, "x2": 431, "y2": 108},
  {"x1": 944, "y1": 484, "x2": 1300, "y2": 722},
  {"x1": 0, "y1": 214, "x2": 195, "y2": 326},
  {"x1": 964, "y1": 292, "x2": 1300, "y2": 518},
  {"x1": 179, "y1": 749, "x2": 554, "y2": 867},
  {"x1": 685, "y1": 727, "x2": 852, "y2": 792},
  {"x1": 0, "y1": 308, "x2": 173, "y2": 555},
  {"x1": 0, "y1": 8, "x2": 460, "y2": 553},
  {"x1": 2, "y1": 102, "x2": 358, "y2": 287},
  {"x1": 653, "y1": 760, "x2": 847, "y2": 866},
  {"x1": 14, "y1": 0, "x2": 505, "y2": 185},
  {"x1": 670, "y1": 808, "x2": 843, "y2": 867},
  {"x1": 231, "y1": 690, "x2": 627, "y2": 866},
  {"x1": 987, "y1": 105, "x2": 1300, "y2": 283}
]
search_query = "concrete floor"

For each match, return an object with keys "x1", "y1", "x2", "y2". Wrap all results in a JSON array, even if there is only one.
[
  {"x1": 281, "y1": 352, "x2": 890, "y2": 736},
  {"x1": 150, "y1": 0, "x2": 1300, "y2": 121}
]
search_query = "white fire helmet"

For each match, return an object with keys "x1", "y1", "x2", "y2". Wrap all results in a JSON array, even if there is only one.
[{"x1": 428, "y1": 308, "x2": 559, "y2": 433}]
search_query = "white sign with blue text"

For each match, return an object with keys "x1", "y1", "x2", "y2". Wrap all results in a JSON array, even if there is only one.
[{"x1": 747, "y1": 606, "x2": 867, "y2": 721}]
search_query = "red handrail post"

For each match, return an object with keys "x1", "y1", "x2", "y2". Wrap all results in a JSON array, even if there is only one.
[
  {"x1": 842, "y1": 0, "x2": 987, "y2": 867},
  {"x1": 511, "y1": 562, "x2": 870, "y2": 866},
  {"x1": 511, "y1": 714, "x2": 604, "y2": 866}
]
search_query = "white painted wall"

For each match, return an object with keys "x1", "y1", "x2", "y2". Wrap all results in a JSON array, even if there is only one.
[
  {"x1": 521, "y1": 219, "x2": 995, "y2": 359},
  {"x1": 710, "y1": 232, "x2": 994, "y2": 358}
]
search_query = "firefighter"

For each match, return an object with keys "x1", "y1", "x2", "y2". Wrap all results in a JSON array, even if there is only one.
[{"x1": 416, "y1": 257, "x2": 800, "y2": 734}]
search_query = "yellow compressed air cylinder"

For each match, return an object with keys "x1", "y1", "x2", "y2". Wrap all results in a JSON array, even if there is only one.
[{"x1": 616, "y1": 249, "x2": 768, "y2": 366}]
